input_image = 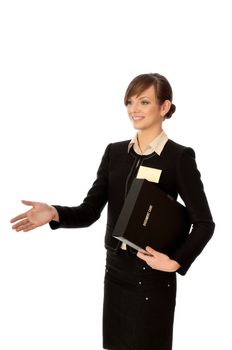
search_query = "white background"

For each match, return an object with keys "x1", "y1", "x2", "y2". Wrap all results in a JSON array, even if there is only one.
[{"x1": 0, "y1": 1, "x2": 231, "y2": 349}]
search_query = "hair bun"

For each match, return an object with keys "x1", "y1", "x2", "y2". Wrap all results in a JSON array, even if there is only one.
[{"x1": 165, "y1": 103, "x2": 176, "y2": 119}]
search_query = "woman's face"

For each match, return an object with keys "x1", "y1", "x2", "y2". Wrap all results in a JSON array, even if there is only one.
[{"x1": 126, "y1": 85, "x2": 164, "y2": 131}]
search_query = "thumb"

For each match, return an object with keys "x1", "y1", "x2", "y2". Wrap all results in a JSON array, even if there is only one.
[{"x1": 21, "y1": 200, "x2": 37, "y2": 207}]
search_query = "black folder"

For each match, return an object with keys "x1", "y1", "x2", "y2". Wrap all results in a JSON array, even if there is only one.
[{"x1": 113, "y1": 179, "x2": 191, "y2": 255}]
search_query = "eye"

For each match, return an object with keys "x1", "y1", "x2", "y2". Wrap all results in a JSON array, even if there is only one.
[
  {"x1": 141, "y1": 100, "x2": 150, "y2": 105},
  {"x1": 126, "y1": 99, "x2": 132, "y2": 106}
]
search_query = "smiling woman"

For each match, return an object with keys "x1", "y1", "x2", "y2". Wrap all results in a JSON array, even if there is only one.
[
  {"x1": 125, "y1": 73, "x2": 176, "y2": 155},
  {"x1": 10, "y1": 73, "x2": 215, "y2": 350},
  {"x1": 126, "y1": 85, "x2": 169, "y2": 138}
]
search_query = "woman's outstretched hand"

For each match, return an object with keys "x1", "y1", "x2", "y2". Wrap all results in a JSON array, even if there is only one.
[
  {"x1": 137, "y1": 246, "x2": 181, "y2": 272},
  {"x1": 10, "y1": 200, "x2": 59, "y2": 232}
]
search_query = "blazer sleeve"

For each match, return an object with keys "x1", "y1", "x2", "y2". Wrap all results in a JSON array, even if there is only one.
[
  {"x1": 170, "y1": 147, "x2": 215, "y2": 275},
  {"x1": 49, "y1": 144, "x2": 111, "y2": 230}
]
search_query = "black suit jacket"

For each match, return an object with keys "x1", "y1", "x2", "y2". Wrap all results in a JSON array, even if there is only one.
[{"x1": 50, "y1": 139, "x2": 215, "y2": 275}]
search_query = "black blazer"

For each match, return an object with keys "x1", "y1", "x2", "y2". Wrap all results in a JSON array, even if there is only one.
[{"x1": 50, "y1": 139, "x2": 215, "y2": 275}]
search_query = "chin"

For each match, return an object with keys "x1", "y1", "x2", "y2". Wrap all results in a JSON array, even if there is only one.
[
  {"x1": 132, "y1": 123, "x2": 144, "y2": 130},
  {"x1": 133, "y1": 125, "x2": 145, "y2": 131}
]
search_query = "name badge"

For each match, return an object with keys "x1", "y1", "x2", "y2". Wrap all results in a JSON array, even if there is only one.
[{"x1": 136, "y1": 166, "x2": 162, "y2": 183}]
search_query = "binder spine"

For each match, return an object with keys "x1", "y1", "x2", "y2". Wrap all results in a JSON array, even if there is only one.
[{"x1": 113, "y1": 180, "x2": 142, "y2": 238}]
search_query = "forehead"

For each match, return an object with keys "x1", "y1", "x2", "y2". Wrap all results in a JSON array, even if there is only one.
[{"x1": 131, "y1": 85, "x2": 156, "y2": 99}]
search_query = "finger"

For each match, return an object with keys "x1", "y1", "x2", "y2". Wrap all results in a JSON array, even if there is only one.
[
  {"x1": 137, "y1": 251, "x2": 149, "y2": 262},
  {"x1": 145, "y1": 246, "x2": 159, "y2": 256},
  {"x1": 15, "y1": 222, "x2": 37, "y2": 232},
  {"x1": 22, "y1": 223, "x2": 37, "y2": 232},
  {"x1": 21, "y1": 200, "x2": 37, "y2": 206},
  {"x1": 12, "y1": 218, "x2": 30, "y2": 230},
  {"x1": 10, "y1": 212, "x2": 28, "y2": 223}
]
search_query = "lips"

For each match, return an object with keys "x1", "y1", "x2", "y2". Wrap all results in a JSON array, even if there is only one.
[{"x1": 131, "y1": 116, "x2": 144, "y2": 121}]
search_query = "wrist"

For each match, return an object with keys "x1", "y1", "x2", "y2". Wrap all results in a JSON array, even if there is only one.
[
  {"x1": 170, "y1": 259, "x2": 181, "y2": 272},
  {"x1": 50, "y1": 206, "x2": 59, "y2": 222}
]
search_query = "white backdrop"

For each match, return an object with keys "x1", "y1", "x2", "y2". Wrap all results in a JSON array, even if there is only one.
[{"x1": 0, "y1": 1, "x2": 231, "y2": 349}]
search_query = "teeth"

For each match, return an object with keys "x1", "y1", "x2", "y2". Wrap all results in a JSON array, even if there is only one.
[{"x1": 132, "y1": 116, "x2": 143, "y2": 120}]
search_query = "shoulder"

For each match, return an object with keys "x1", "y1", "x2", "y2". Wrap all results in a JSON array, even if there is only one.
[
  {"x1": 105, "y1": 140, "x2": 130, "y2": 154},
  {"x1": 165, "y1": 139, "x2": 195, "y2": 158},
  {"x1": 111, "y1": 139, "x2": 130, "y2": 148},
  {"x1": 101, "y1": 140, "x2": 130, "y2": 164}
]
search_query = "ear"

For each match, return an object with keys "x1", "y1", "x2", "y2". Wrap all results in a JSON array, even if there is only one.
[{"x1": 161, "y1": 100, "x2": 171, "y2": 117}]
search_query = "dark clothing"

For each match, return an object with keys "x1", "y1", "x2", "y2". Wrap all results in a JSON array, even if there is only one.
[
  {"x1": 49, "y1": 138, "x2": 215, "y2": 350},
  {"x1": 50, "y1": 139, "x2": 215, "y2": 275},
  {"x1": 103, "y1": 250, "x2": 176, "y2": 350}
]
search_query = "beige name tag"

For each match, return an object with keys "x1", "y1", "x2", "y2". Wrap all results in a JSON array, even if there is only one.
[{"x1": 136, "y1": 166, "x2": 162, "y2": 183}]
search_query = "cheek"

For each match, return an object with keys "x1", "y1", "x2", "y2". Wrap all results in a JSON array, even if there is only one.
[
  {"x1": 149, "y1": 107, "x2": 161, "y2": 118},
  {"x1": 126, "y1": 106, "x2": 131, "y2": 115}
]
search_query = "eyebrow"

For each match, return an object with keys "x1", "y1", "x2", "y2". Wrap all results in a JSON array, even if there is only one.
[{"x1": 129, "y1": 95, "x2": 151, "y2": 100}]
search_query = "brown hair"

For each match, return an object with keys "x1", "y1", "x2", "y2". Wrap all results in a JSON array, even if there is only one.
[{"x1": 124, "y1": 73, "x2": 176, "y2": 119}]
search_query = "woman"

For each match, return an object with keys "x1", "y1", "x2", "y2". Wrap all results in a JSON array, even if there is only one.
[{"x1": 10, "y1": 73, "x2": 215, "y2": 350}]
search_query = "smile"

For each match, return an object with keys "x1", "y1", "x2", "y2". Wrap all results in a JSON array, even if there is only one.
[{"x1": 132, "y1": 116, "x2": 144, "y2": 121}]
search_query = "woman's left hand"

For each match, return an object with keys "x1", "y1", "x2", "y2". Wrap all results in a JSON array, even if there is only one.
[{"x1": 137, "y1": 246, "x2": 181, "y2": 272}]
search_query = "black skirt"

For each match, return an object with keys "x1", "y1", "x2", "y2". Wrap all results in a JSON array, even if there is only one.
[{"x1": 103, "y1": 249, "x2": 176, "y2": 350}]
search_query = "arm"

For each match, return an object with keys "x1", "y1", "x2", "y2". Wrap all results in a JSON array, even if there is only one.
[
  {"x1": 137, "y1": 147, "x2": 215, "y2": 274},
  {"x1": 170, "y1": 147, "x2": 215, "y2": 275}
]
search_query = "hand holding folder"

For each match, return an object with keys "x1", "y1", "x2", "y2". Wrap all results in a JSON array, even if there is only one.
[{"x1": 113, "y1": 179, "x2": 191, "y2": 255}]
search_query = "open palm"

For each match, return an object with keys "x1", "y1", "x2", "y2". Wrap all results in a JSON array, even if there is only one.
[{"x1": 10, "y1": 200, "x2": 57, "y2": 232}]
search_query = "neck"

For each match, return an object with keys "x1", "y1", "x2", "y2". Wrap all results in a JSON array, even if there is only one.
[{"x1": 137, "y1": 126, "x2": 163, "y2": 151}]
